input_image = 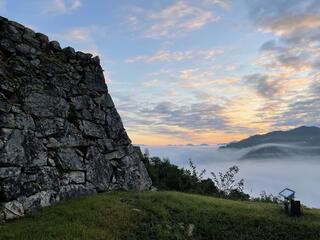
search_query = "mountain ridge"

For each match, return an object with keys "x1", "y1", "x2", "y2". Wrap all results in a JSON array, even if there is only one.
[
  {"x1": 220, "y1": 126, "x2": 320, "y2": 159},
  {"x1": 220, "y1": 126, "x2": 320, "y2": 149}
]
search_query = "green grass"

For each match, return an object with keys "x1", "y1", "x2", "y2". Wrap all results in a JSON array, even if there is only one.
[{"x1": 0, "y1": 191, "x2": 320, "y2": 240}]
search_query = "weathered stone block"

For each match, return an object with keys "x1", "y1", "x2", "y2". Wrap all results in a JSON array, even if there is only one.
[
  {"x1": 0, "y1": 176, "x2": 22, "y2": 201},
  {"x1": 0, "y1": 113, "x2": 35, "y2": 130},
  {"x1": 71, "y1": 95, "x2": 95, "y2": 110},
  {"x1": 16, "y1": 43, "x2": 36, "y2": 56},
  {"x1": 105, "y1": 148, "x2": 127, "y2": 160},
  {"x1": 85, "y1": 147, "x2": 113, "y2": 192},
  {"x1": 79, "y1": 120, "x2": 106, "y2": 139},
  {"x1": 3, "y1": 200, "x2": 24, "y2": 219},
  {"x1": 55, "y1": 148, "x2": 84, "y2": 171},
  {"x1": 49, "y1": 40, "x2": 61, "y2": 51},
  {"x1": 24, "y1": 135, "x2": 48, "y2": 167},
  {"x1": 62, "y1": 171, "x2": 85, "y2": 185},
  {"x1": 35, "y1": 118, "x2": 65, "y2": 137},
  {"x1": 94, "y1": 93, "x2": 114, "y2": 110},
  {"x1": 20, "y1": 190, "x2": 57, "y2": 214},
  {"x1": 0, "y1": 130, "x2": 25, "y2": 166},
  {"x1": 116, "y1": 151, "x2": 152, "y2": 191},
  {"x1": 0, "y1": 101, "x2": 10, "y2": 113},
  {"x1": 0, "y1": 167, "x2": 21, "y2": 178},
  {"x1": 58, "y1": 184, "x2": 96, "y2": 201},
  {"x1": 23, "y1": 93, "x2": 70, "y2": 118},
  {"x1": 22, "y1": 167, "x2": 60, "y2": 196}
]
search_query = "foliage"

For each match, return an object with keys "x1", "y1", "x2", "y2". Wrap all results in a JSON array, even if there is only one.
[
  {"x1": 142, "y1": 152, "x2": 218, "y2": 195},
  {"x1": 1, "y1": 191, "x2": 320, "y2": 240},
  {"x1": 252, "y1": 191, "x2": 283, "y2": 203},
  {"x1": 143, "y1": 149, "x2": 249, "y2": 200},
  {"x1": 211, "y1": 166, "x2": 249, "y2": 200}
]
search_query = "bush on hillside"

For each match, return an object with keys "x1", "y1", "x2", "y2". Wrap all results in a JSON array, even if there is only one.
[
  {"x1": 142, "y1": 150, "x2": 249, "y2": 200},
  {"x1": 211, "y1": 166, "x2": 249, "y2": 200},
  {"x1": 252, "y1": 191, "x2": 282, "y2": 203},
  {"x1": 142, "y1": 155, "x2": 218, "y2": 195}
]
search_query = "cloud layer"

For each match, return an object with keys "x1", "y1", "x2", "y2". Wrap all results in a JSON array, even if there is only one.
[
  {"x1": 127, "y1": 1, "x2": 224, "y2": 39},
  {"x1": 44, "y1": 0, "x2": 82, "y2": 14},
  {"x1": 10, "y1": 0, "x2": 319, "y2": 144}
]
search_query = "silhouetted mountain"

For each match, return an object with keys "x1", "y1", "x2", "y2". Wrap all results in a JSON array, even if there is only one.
[
  {"x1": 220, "y1": 126, "x2": 320, "y2": 159},
  {"x1": 220, "y1": 126, "x2": 320, "y2": 149},
  {"x1": 186, "y1": 144, "x2": 194, "y2": 146},
  {"x1": 200, "y1": 143, "x2": 209, "y2": 146}
]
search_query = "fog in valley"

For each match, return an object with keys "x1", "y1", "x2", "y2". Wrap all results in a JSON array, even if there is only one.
[{"x1": 143, "y1": 145, "x2": 320, "y2": 208}]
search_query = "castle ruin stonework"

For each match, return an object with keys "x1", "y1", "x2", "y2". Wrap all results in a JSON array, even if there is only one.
[{"x1": 0, "y1": 17, "x2": 151, "y2": 222}]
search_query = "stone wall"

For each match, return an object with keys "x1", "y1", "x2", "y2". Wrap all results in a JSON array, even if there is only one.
[{"x1": 0, "y1": 16, "x2": 151, "y2": 222}]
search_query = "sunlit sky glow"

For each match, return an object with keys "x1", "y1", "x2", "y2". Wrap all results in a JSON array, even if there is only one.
[{"x1": 3, "y1": 0, "x2": 320, "y2": 145}]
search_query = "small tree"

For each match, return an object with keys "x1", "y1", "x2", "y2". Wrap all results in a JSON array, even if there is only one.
[
  {"x1": 211, "y1": 166, "x2": 244, "y2": 196},
  {"x1": 189, "y1": 159, "x2": 206, "y2": 181},
  {"x1": 186, "y1": 159, "x2": 218, "y2": 195}
]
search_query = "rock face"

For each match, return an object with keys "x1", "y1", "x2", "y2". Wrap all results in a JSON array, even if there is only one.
[{"x1": 0, "y1": 17, "x2": 151, "y2": 221}]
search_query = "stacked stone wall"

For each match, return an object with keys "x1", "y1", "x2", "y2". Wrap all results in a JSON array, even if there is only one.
[{"x1": 0, "y1": 16, "x2": 151, "y2": 222}]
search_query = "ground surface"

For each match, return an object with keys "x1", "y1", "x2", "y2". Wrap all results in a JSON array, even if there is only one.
[{"x1": 0, "y1": 191, "x2": 320, "y2": 240}]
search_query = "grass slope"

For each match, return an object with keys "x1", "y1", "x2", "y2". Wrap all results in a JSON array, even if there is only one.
[{"x1": 0, "y1": 191, "x2": 320, "y2": 240}]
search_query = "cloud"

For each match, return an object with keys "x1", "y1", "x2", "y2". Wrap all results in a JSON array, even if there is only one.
[
  {"x1": 45, "y1": 0, "x2": 82, "y2": 14},
  {"x1": 261, "y1": 92, "x2": 320, "y2": 129},
  {"x1": 171, "y1": 67, "x2": 241, "y2": 91},
  {"x1": 148, "y1": 69, "x2": 172, "y2": 77},
  {"x1": 247, "y1": 1, "x2": 320, "y2": 76},
  {"x1": 64, "y1": 27, "x2": 90, "y2": 43},
  {"x1": 113, "y1": 86, "x2": 257, "y2": 142},
  {"x1": 203, "y1": 0, "x2": 231, "y2": 10},
  {"x1": 174, "y1": 68, "x2": 217, "y2": 88},
  {"x1": 244, "y1": 74, "x2": 282, "y2": 98},
  {"x1": 265, "y1": 14, "x2": 320, "y2": 36},
  {"x1": 51, "y1": 26, "x2": 103, "y2": 57},
  {"x1": 127, "y1": 1, "x2": 220, "y2": 39},
  {"x1": 267, "y1": 73, "x2": 320, "y2": 128},
  {"x1": 140, "y1": 66, "x2": 240, "y2": 97},
  {"x1": 139, "y1": 101, "x2": 229, "y2": 132},
  {"x1": 248, "y1": 0, "x2": 320, "y2": 36},
  {"x1": 126, "y1": 48, "x2": 222, "y2": 63},
  {"x1": 279, "y1": 99, "x2": 320, "y2": 126},
  {"x1": 142, "y1": 79, "x2": 161, "y2": 88},
  {"x1": 245, "y1": 0, "x2": 320, "y2": 113},
  {"x1": 113, "y1": 70, "x2": 266, "y2": 143},
  {"x1": 126, "y1": 49, "x2": 193, "y2": 63}
]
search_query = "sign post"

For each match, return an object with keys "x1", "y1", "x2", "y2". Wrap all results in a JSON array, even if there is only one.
[{"x1": 279, "y1": 188, "x2": 301, "y2": 216}]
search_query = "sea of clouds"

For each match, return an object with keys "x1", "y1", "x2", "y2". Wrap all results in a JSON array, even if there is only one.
[{"x1": 143, "y1": 145, "x2": 320, "y2": 208}]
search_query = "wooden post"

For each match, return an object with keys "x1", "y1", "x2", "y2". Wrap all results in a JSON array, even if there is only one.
[{"x1": 290, "y1": 200, "x2": 301, "y2": 216}]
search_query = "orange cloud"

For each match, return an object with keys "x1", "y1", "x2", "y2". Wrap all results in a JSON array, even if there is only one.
[
  {"x1": 129, "y1": 129, "x2": 247, "y2": 146},
  {"x1": 259, "y1": 14, "x2": 320, "y2": 36}
]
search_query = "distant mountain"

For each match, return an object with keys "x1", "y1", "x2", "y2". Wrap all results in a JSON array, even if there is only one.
[
  {"x1": 220, "y1": 126, "x2": 320, "y2": 149},
  {"x1": 186, "y1": 143, "x2": 194, "y2": 146},
  {"x1": 200, "y1": 143, "x2": 209, "y2": 146},
  {"x1": 238, "y1": 143, "x2": 320, "y2": 159},
  {"x1": 219, "y1": 126, "x2": 320, "y2": 159}
]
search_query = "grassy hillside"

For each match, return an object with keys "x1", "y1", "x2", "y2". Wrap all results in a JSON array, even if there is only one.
[{"x1": 0, "y1": 191, "x2": 320, "y2": 240}]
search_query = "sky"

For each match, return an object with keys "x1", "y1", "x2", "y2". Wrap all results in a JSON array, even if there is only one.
[{"x1": 2, "y1": 0, "x2": 320, "y2": 145}]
